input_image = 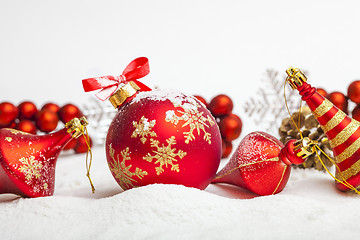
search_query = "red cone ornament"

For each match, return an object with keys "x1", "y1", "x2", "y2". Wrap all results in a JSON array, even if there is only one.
[
  {"x1": 82, "y1": 57, "x2": 222, "y2": 190},
  {"x1": 0, "y1": 117, "x2": 90, "y2": 197},
  {"x1": 212, "y1": 131, "x2": 310, "y2": 195},
  {"x1": 286, "y1": 67, "x2": 360, "y2": 192}
]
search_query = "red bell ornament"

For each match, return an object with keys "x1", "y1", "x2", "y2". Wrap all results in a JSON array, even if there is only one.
[
  {"x1": 286, "y1": 67, "x2": 360, "y2": 192},
  {"x1": 0, "y1": 117, "x2": 90, "y2": 197},
  {"x1": 82, "y1": 57, "x2": 222, "y2": 190},
  {"x1": 212, "y1": 131, "x2": 312, "y2": 196}
]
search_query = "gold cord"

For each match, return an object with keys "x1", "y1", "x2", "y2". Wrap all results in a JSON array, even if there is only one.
[
  {"x1": 284, "y1": 79, "x2": 360, "y2": 194},
  {"x1": 82, "y1": 125, "x2": 95, "y2": 193}
]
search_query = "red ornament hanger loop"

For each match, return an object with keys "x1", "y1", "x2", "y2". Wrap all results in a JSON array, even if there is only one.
[{"x1": 82, "y1": 57, "x2": 151, "y2": 101}]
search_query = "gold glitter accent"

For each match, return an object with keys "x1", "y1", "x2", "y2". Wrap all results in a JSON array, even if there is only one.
[
  {"x1": 313, "y1": 99, "x2": 333, "y2": 118},
  {"x1": 328, "y1": 120, "x2": 360, "y2": 149},
  {"x1": 43, "y1": 183, "x2": 48, "y2": 190},
  {"x1": 131, "y1": 116, "x2": 157, "y2": 144},
  {"x1": 335, "y1": 137, "x2": 360, "y2": 163},
  {"x1": 165, "y1": 100, "x2": 215, "y2": 144},
  {"x1": 10, "y1": 129, "x2": 29, "y2": 135},
  {"x1": 322, "y1": 110, "x2": 347, "y2": 133},
  {"x1": 214, "y1": 157, "x2": 280, "y2": 180},
  {"x1": 5, "y1": 137, "x2": 12, "y2": 142},
  {"x1": 18, "y1": 156, "x2": 43, "y2": 181},
  {"x1": 108, "y1": 144, "x2": 148, "y2": 189},
  {"x1": 336, "y1": 160, "x2": 360, "y2": 181},
  {"x1": 143, "y1": 136, "x2": 187, "y2": 175}
]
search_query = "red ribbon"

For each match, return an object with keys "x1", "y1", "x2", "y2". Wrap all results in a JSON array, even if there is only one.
[{"x1": 82, "y1": 57, "x2": 151, "y2": 101}]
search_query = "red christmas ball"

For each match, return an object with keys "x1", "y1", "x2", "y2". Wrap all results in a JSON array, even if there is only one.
[
  {"x1": 35, "y1": 109, "x2": 59, "y2": 133},
  {"x1": 106, "y1": 90, "x2": 222, "y2": 190},
  {"x1": 347, "y1": 80, "x2": 360, "y2": 104},
  {"x1": 208, "y1": 94, "x2": 233, "y2": 118},
  {"x1": 18, "y1": 101, "x2": 38, "y2": 120},
  {"x1": 327, "y1": 92, "x2": 348, "y2": 114},
  {"x1": 58, "y1": 104, "x2": 83, "y2": 124},
  {"x1": 0, "y1": 102, "x2": 18, "y2": 127},
  {"x1": 193, "y1": 95, "x2": 208, "y2": 107},
  {"x1": 352, "y1": 104, "x2": 360, "y2": 121},
  {"x1": 41, "y1": 102, "x2": 60, "y2": 114},
  {"x1": 64, "y1": 138, "x2": 77, "y2": 150},
  {"x1": 221, "y1": 139, "x2": 232, "y2": 158},
  {"x1": 16, "y1": 120, "x2": 37, "y2": 134},
  {"x1": 218, "y1": 114, "x2": 242, "y2": 142},
  {"x1": 316, "y1": 88, "x2": 327, "y2": 97},
  {"x1": 74, "y1": 136, "x2": 92, "y2": 153}
]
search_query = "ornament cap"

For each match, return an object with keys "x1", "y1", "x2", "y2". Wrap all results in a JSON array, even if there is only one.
[
  {"x1": 65, "y1": 116, "x2": 88, "y2": 139},
  {"x1": 293, "y1": 137, "x2": 317, "y2": 159},
  {"x1": 286, "y1": 67, "x2": 307, "y2": 90},
  {"x1": 109, "y1": 81, "x2": 140, "y2": 108}
]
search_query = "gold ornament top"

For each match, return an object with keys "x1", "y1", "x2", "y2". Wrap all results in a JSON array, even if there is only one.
[
  {"x1": 294, "y1": 137, "x2": 317, "y2": 159},
  {"x1": 285, "y1": 67, "x2": 307, "y2": 90},
  {"x1": 65, "y1": 116, "x2": 89, "y2": 139},
  {"x1": 109, "y1": 81, "x2": 140, "y2": 109}
]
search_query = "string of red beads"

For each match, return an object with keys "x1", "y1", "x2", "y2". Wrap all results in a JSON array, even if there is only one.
[
  {"x1": 318, "y1": 80, "x2": 360, "y2": 121},
  {"x1": 0, "y1": 101, "x2": 91, "y2": 153},
  {"x1": 194, "y1": 94, "x2": 242, "y2": 158}
]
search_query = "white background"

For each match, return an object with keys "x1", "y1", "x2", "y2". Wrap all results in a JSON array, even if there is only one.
[{"x1": 1, "y1": 0, "x2": 360, "y2": 137}]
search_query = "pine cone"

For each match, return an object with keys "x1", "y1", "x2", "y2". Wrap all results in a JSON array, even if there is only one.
[{"x1": 279, "y1": 106, "x2": 334, "y2": 171}]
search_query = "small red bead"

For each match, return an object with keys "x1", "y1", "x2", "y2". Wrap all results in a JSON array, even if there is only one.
[
  {"x1": 317, "y1": 88, "x2": 327, "y2": 97},
  {"x1": 74, "y1": 136, "x2": 92, "y2": 153},
  {"x1": 35, "y1": 109, "x2": 59, "y2": 133},
  {"x1": 0, "y1": 102, "x2": 18, "y2": 127},
  {"x1": 221, "y1": 139, "x2": 232, "y2": 158},
  {"x1": 58, "y1": 104, "x2": 83, "y2": 124},
  {"x1": 348, "y1": 80, "x2": 360, "y2": 104},
  {"x1": 193, "y1": 95, "x2": 208, "y2": 107},
  {"x1": 327, "y1": 92, "x2": 348, "y2": 114},
  {"x1": 218, "y1": 114, "x2": 242, "y2": 142},
  {"x1": 18, "y1": 101, "x2": 38, "y2": 120},
  {"x1": 16, "y1": 120, "x2": 37, "y2": 134},
  {"x1": 41, "y1": 103, "x2": 60, "y2": 114},
  {"x1": 208, "y1": 94, "x2": 233, "y2": 118}
]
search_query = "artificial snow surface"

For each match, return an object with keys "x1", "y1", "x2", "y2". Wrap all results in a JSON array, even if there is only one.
[{"x1": 0, "y1": 146, "x2": 359, "y2": 240}]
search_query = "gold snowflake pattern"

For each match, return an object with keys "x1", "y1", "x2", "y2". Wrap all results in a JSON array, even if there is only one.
[
  {"x1": 165, "y1": 99, "x2": 215, "y2": 144},
  {"x1": 143, "y1": 136, "x2": 187, "y2": 175},
  {"x1": 108, "y1": 144, "x2": 148, "y2": 189},
  {"x1": 131, "y1": 116, "x2": 157, "y2": 144},
  {"x1": 18, "y1": 156, "x2": 43, "y2": 181}
]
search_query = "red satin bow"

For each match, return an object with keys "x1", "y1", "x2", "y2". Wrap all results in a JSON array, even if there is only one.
[{"x1": 82, "y1": 57, "x2": 151, "y2": 101}]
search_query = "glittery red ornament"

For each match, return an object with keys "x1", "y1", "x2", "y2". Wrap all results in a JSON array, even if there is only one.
[
  {"x1": 82, "y1": 57, "x2": 221, "y2": 190},
  {"x1": 327, "y1": 91, "x2": 348, "y2": 114},
  {"x1": 35, "y1": 109, "x2": 59, "y2": 133},
  {"x1": 41, "y1": 102, "x2": 60, "y2": 114},
  {"x1": 212, "y1": 131, "x2": 307, "y2": 196},
  {"x1": 347, "y1": 80, "x2": 360, "y2": 104},
  {"x1": 0, "y1": 102, "x2": 18, "y2": 127},
  {"x1": 58, "y1": 104, "x2": 83, "y2": 124},
  {"x1": 0, "y1": 117, "x2": 89, "y2": 197},
  {"x1": 208, "y1": 94, "x2": 233, "y2": 118},
  {"x1": 16, "y1": 120, "x2": 37, "y2": 134},
  {"x1": 18, "y1": 101, "x2": 38, "y2": 120},
  {"x1": 218, "y1": 114, "x2": 242, "y2": 142}
]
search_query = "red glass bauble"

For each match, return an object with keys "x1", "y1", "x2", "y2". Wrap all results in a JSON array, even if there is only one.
[
  {"x1": 208, "y1": 94, "x2": 233, "y2": 118},
  {"x1": 16, "y1": 120, "x2": 37, "y2": 134},
  {"x1": 218, "y1": 114, "x2": 242, "y2": 142},
  {"x1": 212, "y1": 132, "x2": 305, "y2": 196},
  {"x1": 352, "y1": 104, "x2": 360, "y2": 121},
  {"x1": 58, "y1": 104, "x2": 83, "y2": 124},
  {"x1": 327, "y1": 91, "x2": 348, "y2": 114},
  {"x1": 221, "y1": 139, "x2": 232, "y2": 158},
  {"x1": 74, "y1": 135, "x2": 92, "y2": 153},
  {"x1": 106, "y1": 90, "x2": 222, "y2": 190},
  {"x1": 18, "y1": 101, "x2": 38, "y2": 120},
  {"x1": 316, "y1": 88, "x2": 327, "y2": 97},
  {"x1": 347, "y1": 80, "x2": 360, "y2": 104},
  {"x1": 41, "y1": 102, "x2": 60, "y2": 114},
  {"x1": 35, "y1": 109, "x2": 59, "y2": 133},
  {"x1": 64, "y1": 138, "x2": 77, "y2": 150},
  {"x1": 0, "y1": 117, "x2": 87, "y2": 197},
  {"x1": 0, "y1": 102, "x2": 18, "y2": 127},
  {"x1": 193, "y1": 95, "x2": 208, "y2": 107}
]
